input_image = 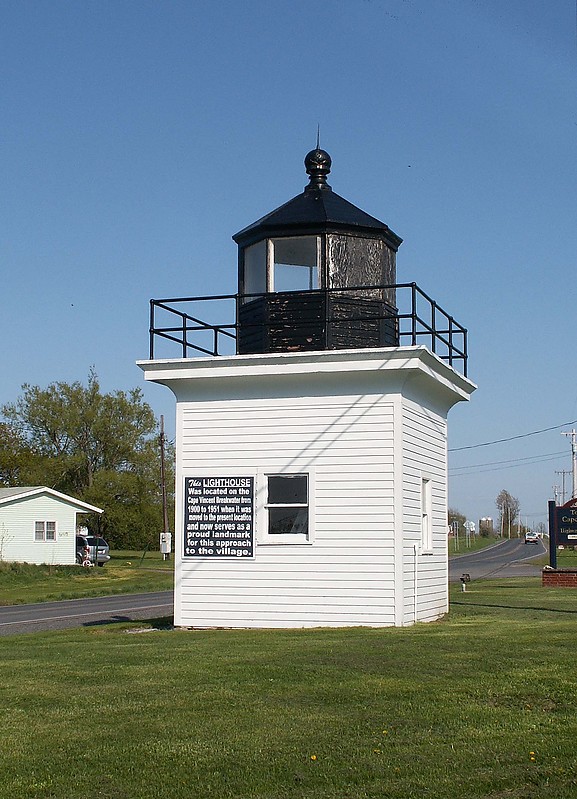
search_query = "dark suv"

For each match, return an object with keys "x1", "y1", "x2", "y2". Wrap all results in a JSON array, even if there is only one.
[{"x1": 76, "y1": 535, "x2": 110, "y2": 566}]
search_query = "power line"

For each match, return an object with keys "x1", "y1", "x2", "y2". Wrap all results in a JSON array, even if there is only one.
[
  {"x1": 449, "y1": 450, "x2": 568, "y2": 472},
  {"x1": 449, "y1": 454, "x2": 569, "y2": 477},
  {"x1": 449, "y1": 420, "x2": 577, "y2": 452}
]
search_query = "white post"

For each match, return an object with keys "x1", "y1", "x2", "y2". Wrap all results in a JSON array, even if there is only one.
[{"x1": 413, "y1": 544, "x2": 418, "y2": 624}]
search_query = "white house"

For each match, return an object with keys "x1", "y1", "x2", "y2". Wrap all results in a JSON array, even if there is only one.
[
  {"x1": 139, "y1": 146, "x2": 475, "y2": 628},
  {"x1": 0, "y1": 487, "x2": 102, "y2": 566}
]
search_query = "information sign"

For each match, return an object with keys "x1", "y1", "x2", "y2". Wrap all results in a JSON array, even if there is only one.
[
  {"x1": 555, "y1": 505, "x2": 577, "y2": 545},
  {"x1": 183, "y1": 477, "x2": 254, "y2": 558}
]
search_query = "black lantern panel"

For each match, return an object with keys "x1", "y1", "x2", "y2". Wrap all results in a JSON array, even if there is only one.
[{"x1": 233, "y1": 149, "x2": 402, "y2": 355}]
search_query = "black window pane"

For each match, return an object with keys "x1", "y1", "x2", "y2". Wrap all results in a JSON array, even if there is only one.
[
  {"x1": 268, "y1": 507, "x2": 308, "y2": 535},
  {"x1": 268, "y1": 475, "x2": 307, "y2": 505}
]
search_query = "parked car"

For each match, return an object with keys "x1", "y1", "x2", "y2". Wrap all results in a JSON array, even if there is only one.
[
  {"x1": 76, "y1": 534, "x2": 110, "y2": 566},
  {"x1": 524, "y1": 531, "x2": 540, "y2": 545}
]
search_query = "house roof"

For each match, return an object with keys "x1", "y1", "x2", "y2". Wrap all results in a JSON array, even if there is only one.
[{"x1": 0, "y1": 487, "x2": 103, "y2": 514}]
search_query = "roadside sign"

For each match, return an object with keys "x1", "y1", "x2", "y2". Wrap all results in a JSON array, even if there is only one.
[
  {"x1": 548, "y1": 501, "x2": 577, "y2": 568},
  {"x1": 555, "y1": 506, "x2": 577, "y2": 544}
]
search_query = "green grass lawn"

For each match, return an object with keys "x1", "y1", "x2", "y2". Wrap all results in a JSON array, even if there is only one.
[
  {"x1": 1, "y1": 539, "x2": 569, "y2": 608},
  {"x1": 556, "y1": 547, "x2": 577, "y2": 568},
  {"x1": 1, "y1": 579, "x2": 577, "y2": 799},
  {"x1": 449, "y1": 534, "x2": 501, "y2": 554},
  {"x1": 109, "y1": 548, "x2": 175, "y2": 570},
  {"x1": 0, "y1": 550, "x2": 174, "y2": 605}
]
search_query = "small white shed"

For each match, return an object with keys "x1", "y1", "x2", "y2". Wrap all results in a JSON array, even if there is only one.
[{"x1": 0, "y1": 487, "x2": 102, "y2": 566}]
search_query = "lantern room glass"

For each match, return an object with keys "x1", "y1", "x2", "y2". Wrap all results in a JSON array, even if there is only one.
[
  {"x1": 242, "y1": 236, "x2": 320, "y2": 301},
  {"x1": 243, "y1": 239, "x2": 267, "y2": 297},
  {"x1": 272, "y1": 237, "x2": 319, "y2": 292}
]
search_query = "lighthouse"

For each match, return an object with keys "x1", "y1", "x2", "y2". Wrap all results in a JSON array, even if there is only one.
[{"x1": 139, "y1": 147, "x2": 475, "y2": 628}]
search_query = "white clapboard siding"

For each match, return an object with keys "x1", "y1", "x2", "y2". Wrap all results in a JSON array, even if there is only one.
[
  {"x1": 175, "y1": 392, "x2": 397, "y2": 628},
  {"x1": 139, "y1": 346, "x2": 475, "y2": 628},
  {"x1": 401, "y1": 399, "x2": 449, "y2": 624}
]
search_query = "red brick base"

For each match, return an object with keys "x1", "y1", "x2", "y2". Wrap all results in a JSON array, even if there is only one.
[{"x1": 542, "y1": 569, "x2": 577, "y2": 587}]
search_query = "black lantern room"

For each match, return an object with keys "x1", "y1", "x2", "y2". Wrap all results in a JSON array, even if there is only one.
[{"x1": 233, "y1": 148, "x2": 403, "y2": 355}]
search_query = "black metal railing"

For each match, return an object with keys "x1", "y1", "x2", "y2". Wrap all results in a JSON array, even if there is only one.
[{"x1": 148, "y1": 283, "x2": 468, "y2": 376}]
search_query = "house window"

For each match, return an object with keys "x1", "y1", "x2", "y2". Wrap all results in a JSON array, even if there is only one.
[
  {"x1": 35, "y1": 521, "x2": 56, "y2": 541},
  {"x1": 421, "y1": 478, "x2": 432, "y2": 553},
  {"x1": 262, "y1": 474, "x2": 311, "y2": 543}
]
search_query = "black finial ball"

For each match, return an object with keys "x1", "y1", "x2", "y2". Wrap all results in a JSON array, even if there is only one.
[{"x1": 304, "y1": 148, "x2": 332, "y2": 178}]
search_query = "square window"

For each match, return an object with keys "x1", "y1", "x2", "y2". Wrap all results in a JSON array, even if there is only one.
[
  {"x1": 268, "y1": 507, "x2": 308, "y2": 535},
  {"x1": 268, "y1": 475, "x2": 308, "y2": 505},
  {"x1": 34, "y1": 521, "x2": 57, "y2": 542},
  {"x1": 262, "y1": 474, "x2": 311, "y2": 542}
]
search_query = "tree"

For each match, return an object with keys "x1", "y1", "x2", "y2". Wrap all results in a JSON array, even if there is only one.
[
  {"x1": 495, "y1": 489, "x2": 520, "y2": 538},
  {"x1": 1, "y1": 371, "x2": 174, "y2": 549},
  {"x1": 0, "y1": 422, "x2": 40, "y2": 485},
  {"x1": 536, "y1": 521, "x2": 547, "y2": 536}
]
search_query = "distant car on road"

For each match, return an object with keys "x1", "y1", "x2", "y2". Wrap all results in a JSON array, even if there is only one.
[
  {"x1": 76, "y1": 535, "x2": 110, "y2": 566},
  {"x1": 524, "y1": 532, "x2": 540, "y2": 545}
]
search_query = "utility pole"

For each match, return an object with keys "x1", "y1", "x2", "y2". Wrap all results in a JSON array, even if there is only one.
[
  {"x1": 555, "y1": 470, "x2": 571, "y2": 505},
  {"x1": 562, "y1": 430, "x2": 577, "y2": 500}
]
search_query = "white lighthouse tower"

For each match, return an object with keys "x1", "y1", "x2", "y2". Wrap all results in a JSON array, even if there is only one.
[{"x1": 139, "y1": 147, "x2": 475, "y2": 628}]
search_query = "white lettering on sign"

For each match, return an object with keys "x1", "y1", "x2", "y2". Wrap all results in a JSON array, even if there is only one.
[{"x1": 183, "y1": 477, "x2": 254, "y2": 559}]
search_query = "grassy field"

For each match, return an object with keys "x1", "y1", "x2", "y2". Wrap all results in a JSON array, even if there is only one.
[
  {"x1": 0, "y1": 549, "x2": 174, "y2": 605},
  {"x1": 557, "y1": 547, "x2": 577, "y2": 568},
  {"x1": 0, "y1": 538, "x2": 564, "y2": 607},
  {"x1": 449, "y1": 534, "x2": 501, "y2": 554},
  {"x1": 2, "y1": 579, "x2": 577, "y2": 799}
]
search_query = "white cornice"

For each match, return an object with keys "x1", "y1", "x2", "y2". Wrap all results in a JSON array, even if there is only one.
[{"x1": 138, "y1": 346, "x2": 475, "y2": 404}]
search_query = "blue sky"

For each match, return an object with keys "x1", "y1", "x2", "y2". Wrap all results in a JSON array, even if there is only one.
[{"x1": 2, "y1": 0, "x2": 576, "y2": 528}]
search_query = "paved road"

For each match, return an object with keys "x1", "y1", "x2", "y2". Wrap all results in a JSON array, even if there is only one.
[
  {"x1": 0, "y1": 591, "x2": 173, "y2": 637},
  {"x1": 449, "y1": 538, "x2": 547, "y2": 582},
  {"x1": 0, "y1": 542, "x2": 546, "y2": 636}
]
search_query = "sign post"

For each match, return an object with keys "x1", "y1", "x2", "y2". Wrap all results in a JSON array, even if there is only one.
[
  {"x1": 548, "y1": 500, "x2": 557, "y2": 569},
  {"x1": 464, "y1": 520, "x2": 476, "y2": 548}
]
